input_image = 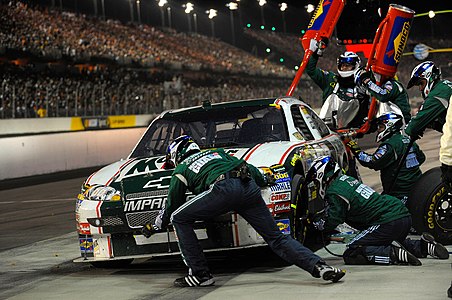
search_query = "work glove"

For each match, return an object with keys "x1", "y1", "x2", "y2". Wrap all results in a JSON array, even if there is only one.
[
  {"x1": 441, "y1": 164, "x2": 452, "y2": 192},
  {"x1": 346, "y1": 139, "x2": 362, "y2": 156},
  {"x1": 260, "y1": 167, "x2": 277, "y2": 186},
  {"x1": 141, "y1": 223, "x2": 160, "y2": 238},
  {"x1": 309, "y1": 38, "x2": 328, "y2": 57},
  {"x1": 312, "y1": 218, "x2": 326, "y2": 231},
  {"x1": 354, "y1": 67, "x2": 371, "y2": 87}
]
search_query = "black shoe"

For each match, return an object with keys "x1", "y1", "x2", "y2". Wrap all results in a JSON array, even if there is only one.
[
  {"x1": 448, "y1": 281, "x2": 452, "y2": 298},
  {"x1": 312, "y1": 263, "x2": 346, "y2": 283},
  {"x1": 390, "y1": 243, "x2": 422, "y2": 266},
  {"x1": 173, "y1": 271, "x2": 215, "y2": 287},
  {"x1": 421, "y1": 232, "x2": 450, "y2": 259}
]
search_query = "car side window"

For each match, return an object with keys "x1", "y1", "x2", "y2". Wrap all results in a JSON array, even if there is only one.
[
  {"x1": 291, "y1": 105, "x2": 314, "y2": 140},
  {"x1": 305, "y1": 107, "x2": 331, "y2": 137}
]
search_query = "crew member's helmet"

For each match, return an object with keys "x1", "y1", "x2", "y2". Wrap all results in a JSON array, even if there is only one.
[
  {"x1": 407, "y1": 61, "x2": 441, "y2": 98},
  {"x1": 337, "y1": 52, "x2": 361, "y2": 78},
  {"x1": 167, "y1": 135, "x2": 200, "y2": 166},
  {"x1": 305, "y1": 156, "x2": 341, "y2": 199},
  {"x1": 375, "y1": 112, "x2": 404, "y2": 143}
]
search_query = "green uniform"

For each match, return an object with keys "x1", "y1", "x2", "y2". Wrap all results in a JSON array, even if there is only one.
[
  {"x1": 306, "y1": 55, "x2": 369, "y2": 128},
  {"x1": 362, "y1": 78, "x2": 411, "y2": 124},
  {"x1": 324, "y1": 174, "x2": 411, "y2": 232},
  {"x1": 355, "y1": 133, "x2": 425, "y2": 199},
  {"x1": 161, "y1": 148, "x2": 265, "y2": 228},
  {"x1": 405, "y1": 80, "x2": 452, "y2": 138}
]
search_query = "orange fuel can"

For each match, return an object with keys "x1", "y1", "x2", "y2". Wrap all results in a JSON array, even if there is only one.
[
  {"x1": 301, "y1": 0, "x2": 345, "y2": 51},
  {"x1": 368, "y1": 4, "x2": 415, "y2": 79},
  {"x1": 287, "y1": 0, "x2": 345, "y2": 96}
]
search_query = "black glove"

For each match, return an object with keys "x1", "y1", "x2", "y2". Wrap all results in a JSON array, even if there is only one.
[
  {"x1": 354, "y1": 67, "x2": 371, "y2": 87},
  {"x1": 264, "y1": 172, "x2": 277, "y2": 186},
  {"x1": 141, "y1": 223, "x2": 159, "y2": 238},
  {"x1": 346, "y1": 139, "x2": 362, "y2": 156},
  {"x1": 441, "y1": 164, "x2": 452, "y2": 192}
]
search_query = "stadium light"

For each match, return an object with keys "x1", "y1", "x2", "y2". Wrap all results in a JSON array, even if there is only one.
[
  {"x1": 428, "y1": 10, "x2": 435, "y2": 18},
  {"x1": 157, "y1": 0, "x2": 167, "y2": 27},
  {"x1": 227, "y1": 2, "x2": 238, "y2": 45},
  {"x1": 306, "y1": 4, "x2": 315, "y2": 13},
  {"x1": 280, "y1": 2, "x2": 287, "y2": 33},
  {"x1": 167, "y1": 7, "x2": 172, "y2": 28},
  {"x1": 136, "y1": 0, "x2": 141, "y2": 24},
  {"x1": 183, "y1": 2, "x2": 194, "y2": 32},
  {"x1": 128, "y1": 0, "x2": 135, "y2": 23},
  {"x1": 266, "y1": 48, "x2": 271, "y2": 53},
  {"x1": 258, "y1": 0, "x2": 266, "y2": 26},
  {"x1": 206, "y1": 9, "x2": 217, "y2": 37}
]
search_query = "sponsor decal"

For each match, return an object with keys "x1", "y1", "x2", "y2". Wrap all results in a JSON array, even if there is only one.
[
  {"x1": 428, "y1": 187, "x2": 445, "y2": 229},
  {"x1": 79, "y1": 222, "x2": 91, "y2": 235},
  {"x1": 124, "y1": 198, "x2": 166, "y2": 212},
  {"x1": 271, "y1": 193, "x2": 290, "y2": 202},
  {"x1": 79, "y1": 238, "x2": 94, "y2": 252},
  {"x1": 385, "y1": 18, "x2": 411, "y2": 65},
  {"x1": 291, "y1": 153, "x2": 301, "y2": 166},
  {"x1": 126, "y1": 190, "x2": 169, "y2": 200},
  {"x1": 308, "y1": 0, "x2": 330, "y2": 30},
  {"x1": 142, "y1": 176, "x2": 171, "y2": 189},
  {"x1": 274, "y1": 201, "x2": 291, "y2": 214},
  {"x1": 276, "y1": 219, "x2": 291, "y2": 235},
  {"x1": 270, "y1": 181, "x2": 291, "y2": 192}
]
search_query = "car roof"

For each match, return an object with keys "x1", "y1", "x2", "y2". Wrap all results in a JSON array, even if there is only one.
[{"x1": 160, "y1": 98, "x2": 277, "y2": 122}]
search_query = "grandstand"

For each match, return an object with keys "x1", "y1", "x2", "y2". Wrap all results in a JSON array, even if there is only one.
[{"x1": 0, "y1": 1, "x2": 450, "y2": 119}]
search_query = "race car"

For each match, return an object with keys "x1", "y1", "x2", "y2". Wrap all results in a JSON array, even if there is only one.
[{"x1": 74, "y1": 96, "x2": 355, "y2": 266}]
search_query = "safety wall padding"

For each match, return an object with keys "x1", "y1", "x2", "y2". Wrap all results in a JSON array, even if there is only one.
[{"x1": 0, "y1": 128, "x2": 146, "y2": 180}]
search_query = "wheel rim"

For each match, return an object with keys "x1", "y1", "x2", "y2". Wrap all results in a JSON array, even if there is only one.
[{"x1": 434, "y1": 188, "x2": 452, "y2": 231}]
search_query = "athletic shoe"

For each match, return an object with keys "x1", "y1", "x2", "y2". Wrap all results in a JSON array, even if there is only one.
[
  {"x1": 421, "y1": 232, "x2": 449, "y2": 259},
  {"x1": 390, "y1": 243, "x2": 422, "y2": 266},
  {"x1": 173, "y1": 271, "x2": 215, "y2": 287},
  {"x1": 312, "y1": 262, "x2": 346, "y2": 283}
]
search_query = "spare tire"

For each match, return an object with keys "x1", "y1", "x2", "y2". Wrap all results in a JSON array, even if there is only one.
[{"x1": 408, "y1": 167, "x2": 452, "y2": 245}]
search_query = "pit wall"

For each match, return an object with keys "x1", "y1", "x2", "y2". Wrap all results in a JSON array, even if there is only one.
[{"x1": 0, "y1": 116, "x2": 152, "y2": 181}]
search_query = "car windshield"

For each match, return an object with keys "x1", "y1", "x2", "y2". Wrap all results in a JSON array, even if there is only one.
[{"x1": 131, "y1": 105, "x2": 289, "y2": 157}]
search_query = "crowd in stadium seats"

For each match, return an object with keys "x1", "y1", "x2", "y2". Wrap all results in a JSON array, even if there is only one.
[
  {"x1": 0, "y1": 1, "x2": 450, "y2": 120},
  {"x1": 0, "y1": 2, "x2": 291, "y2": 76},
  {"x1": 0, "y1": 65, "x2": 290, "y2": 119}
]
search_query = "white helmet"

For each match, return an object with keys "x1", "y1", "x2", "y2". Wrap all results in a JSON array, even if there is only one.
[
  {"x1": 407, "y1": 61, "x2": 441, "y2": 99},
  {"x1": 375, "y1": 112, "x2": 403, "y2": 143},
  {"x1": 337, "y1": 52, "x2": 361, "y2": 78}
]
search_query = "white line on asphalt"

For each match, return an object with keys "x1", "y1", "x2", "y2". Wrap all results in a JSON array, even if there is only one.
[{"x1": 0, "y1": 198, "x2": 74, "y2": 204}]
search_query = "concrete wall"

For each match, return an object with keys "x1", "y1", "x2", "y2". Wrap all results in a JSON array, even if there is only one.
[
  {"x1": 0, "y1": 128, "x2": 147, "y2": 181},
  {"x1": 0, "y1": 115, "x2": 153, "y2": 136}
]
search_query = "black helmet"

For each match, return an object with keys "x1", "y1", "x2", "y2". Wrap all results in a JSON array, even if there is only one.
[
  {"x1": 305, "y1": 156, "x2": 341, "y2": 199},
  {"x1": 167, "y1": 135, "x2": 200, "y2": 166}
]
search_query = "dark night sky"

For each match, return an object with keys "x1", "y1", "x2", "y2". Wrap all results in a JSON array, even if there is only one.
[{"x1": 33, "y1": 0, "x2": 450, "y2": 43}]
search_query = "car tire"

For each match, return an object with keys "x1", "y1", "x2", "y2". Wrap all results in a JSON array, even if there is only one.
[
  {"x1": 408, "y1": 167, "x2": 452, "y2": 245},
  {"x1": 90, "y1": 259, "x2": 133, "y2": 268},
  {"x1": 291, "y1": 173, "x2": 306, "y2": 244}
]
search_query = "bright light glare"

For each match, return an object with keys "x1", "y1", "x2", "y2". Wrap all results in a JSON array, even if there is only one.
[
  {"x1": 306, "y1": 4, "x2": 315, "y2": 13},
  {"x1": 258, "y1": 0, "x2": 267, "y2": 7},
  {"x1": 227, "y1": 2, "x2": 238, "y2": 10},
  {"x1": 280, "y1": 3, "x2": 287, "y2": 12},
  {"x1": 428, "y1": 10, "x2": 436, "y2": 18},
  {"x1": 184, "y1": 2, "x2": 194, "y2": 14},
  {"x1": 158, "y1": 0, "x2": 167, "y2": 7},
  {"x1": 206, "y1": 9, "x2": 217, "y2": 19}
]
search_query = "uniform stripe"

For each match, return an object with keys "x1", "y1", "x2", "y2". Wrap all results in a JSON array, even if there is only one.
[
  {"x1": 170, "y1": 185, "x2": 215, "y2": 223},
  {"x1": 348, "y1": 224, "x2": 380, "y2": 245}
]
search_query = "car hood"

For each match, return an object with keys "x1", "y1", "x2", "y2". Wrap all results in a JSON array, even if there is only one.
[{"x1": 85, "y1": 141, "x2": 304, "y2": 187}]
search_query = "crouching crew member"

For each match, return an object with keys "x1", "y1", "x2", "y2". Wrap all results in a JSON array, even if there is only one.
[
  {"x1": 142, "y1": 135, "x2": 346, "y2": 287},
  {"x1": 307, "y1": 156, "x2": 449, "y2": 266}
]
